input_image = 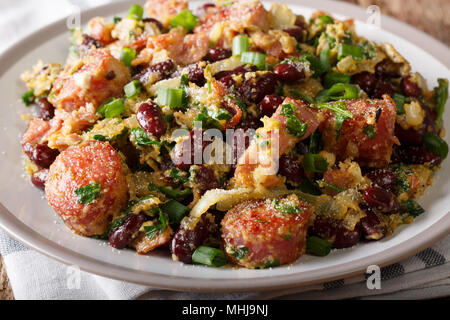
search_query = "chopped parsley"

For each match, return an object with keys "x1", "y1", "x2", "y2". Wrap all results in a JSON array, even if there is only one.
[
  {"x1": 21, "y1": 90, "x2": 35, "y2": 106},
  {"x1": 74, "y1": 182, "x2": 101, "y2": 205},
  {"x1": 317, "y1": 101, "x2": 353, "y2": 140},
  {"x1": 272, "y1": 199, "x2": 302, "y2": 215},
  {"x1": 232, "y1": 246, "x2": 249, "y2": 260},
  {"x1": 280, "y1": 103, "x2": 307, "y2": 138},
  {"x1": 363, "y1": 125, "x2": 377, "y2": 139},
  {"x1": 256, "y1": 260, "x2": 280, "y2": 269},
  {"x1": 144, "y1": 209, "x2": 169, "y2": 240},
  {"x1": 400, "y1": 200, "x2": 425, "y2": 218},
  {"x1": 131, "y1": 128, "x2": 161, "y2": 146}
]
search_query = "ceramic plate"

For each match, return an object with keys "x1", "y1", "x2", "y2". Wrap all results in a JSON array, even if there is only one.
[{"x1": 0, "y1": 0, "x2": 449, "y2": 292}]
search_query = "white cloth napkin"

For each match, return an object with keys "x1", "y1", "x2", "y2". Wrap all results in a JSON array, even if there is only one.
[{"x1": 0, "y1": 0, "x2": 449, "y2": 300}]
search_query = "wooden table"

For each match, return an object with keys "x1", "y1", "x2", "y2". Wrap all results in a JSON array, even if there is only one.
[{"x1": 0, "y1": 0, "x2": 447, "y2": 300}]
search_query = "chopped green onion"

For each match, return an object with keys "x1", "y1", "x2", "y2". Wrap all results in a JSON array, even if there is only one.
[
  {"x1": 97, "y1": 98, "x2": 125, "y2": 118},
  {"x1": 74, "y1": 182, "x2": 101, "y2": 205},
  {"x1": 303, "y1": 154, "x2": 328, "y2": 173},
  {"x1": 21, "y1": 90, "x2": 35, "y2": 106},
  {"x1": 113, "y1": 16, "x2": 122, "y2": 24},
  {"x1": 157, "y1": 88, "x2": 184, "y2": 109},
  {"x1": 192, "y1": 246, "x2": 227, "y2": 267},
  {"x1": 232, "y1": 36, "x2": 250, "y2": 56},
  {"x1": 423, "y1": 132, "x2": 448, "y2": 159},
  {"x1": 120, "y1": 47, "x2": 136, "y2": 67},
  {"x1": 161, "y1": 200, "x2": 190, "y2": 224},
  {"x1": 393, "y1": 93, "x2": 406, "y2": 115},
  {"x1": 316, "y1": 83, "x2": 359, "y2": 104},
  {"x1": 241, "y1": 51, "x2": 266, "y2": 70},
  {"x1": 337, "y1": 43, "x2": 364, "y2": 60},
  {"x1": 127, "y1": 4, "x2": 144, "y2": 20},
  {"x1": 169, "y1": 9, "x2": 198, "y2": 31},
  {"x1": 319, "y1": 49, "x2": 331, "y2": 73},
  {"x1": 434, "y1": 78, "x2": 448, "y2": 127},
  {"x1": 306, "y1": 236, "x2": 331, "y2": 257},
  {"x1": 124, "y1": 80, "x2": 142, "y2": 99},
  {"x1": 324, "y1": 72, "x2": 350, "y2": 89}
]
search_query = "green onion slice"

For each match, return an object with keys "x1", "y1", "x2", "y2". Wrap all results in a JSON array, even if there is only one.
[
  {"x1": 127, "y1": 4, "x2": 144, "y2": 20},
  {"x1": 306, "y1": 236, "x2": 331, "y2": 257},
  {"x1": 393, "y1": 93, "x2": 406, "y2": 115},
  {"x1": 97, "y1": 98, "x2": 125, "y2": 118},
  {"x1": 157, "y1": 88, "x2": 184, "y2": 109},
  {"x1": 323, "y1": 72, "x2": 350, "y2": 89},
  {"x1": 232, "y1": 35, "x2": 250, "y2": 56},
  {"x1": 303, "y1": 154, "x2": 329, "y2": 173},
  {"x1": 434, "y1": 78, "x2": 448, "y2": 127},
  {"x1": 161, "y1": 200, "x2": 190, "y2": 224},
  {"x1": 169, "y1": 9, "x2": 198, "y2": 31},
  {"x1": 338, "y1": 43, "x2": 364, "y2": 60},
  {"x1": 192, "y1": 246, "x2": 227, "y2": 267},
  {"x1": 124, "y1": 80, "x2": 142, "y2": 99},
  {"x1": 120, "y1": 47, "x2": 136, "y2": 67},
  {"x1": 241, "y1": 51, "x2": 266, "y2": 70},
  {"x1": 423, "y1": 132, "x2": 448, "y2": 159}
]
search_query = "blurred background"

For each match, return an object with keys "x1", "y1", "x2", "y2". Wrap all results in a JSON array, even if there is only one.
[{"x1": 0, "y1": 0, "x2": 449, "y2": 300}]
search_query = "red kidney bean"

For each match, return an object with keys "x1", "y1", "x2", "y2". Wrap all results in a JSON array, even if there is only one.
[
  {"x1": 195, "y1": 166, "x2": 220, "y2": 194},
  {"x1": 422, "y1": 104, "x2": 439, "y2": 135},
  {"x1": 79, "y1": 34, "x2": 103, "y2": 53},
  {"x1": 171, "y1": 213, "x2": 217, "y2": 264},
  {"x1": 259, "y1": 94, "x2": 283, "y2": 117},
  {"x1": 35, "y1": 97, "x2": 55, "y2": 121},
  {"x1": 195, "y1": 3, "x2": 216, "y2": 16},
  {"x1": 359, "y1": 206, "x2": 387, "y2": 240},
  {"x1": 351, "y1": 71, "x2": 377, "y2": 94},
  {"x1": 188, "y1": 63, "x2": 206, "y2": 86},
  {"x1": 214, "y1": 64, "x2": 258, "y2": 81},
  {"x1": 239, "y1": 72, "x2": 278, "y2": 104},
  {"x1": 283, "y1": 27, "x2": 304, "y2": 42},
  {"x1": 278, "y1": 154, "x2": 303, "y2": 184},
  {"x1": 395, "y1": 124, "x2": 424, "y2": 146},
  {"x1": 208, "y1": 47, "x2": 232, "y2": 62},
  {"x1": 273, "y1": 63, "x2": 305, "y2": 83},
  {"x1": 133, "y1": 60, "x2": 175, "y2": 84},
  {"x1": 309, "y1": 216, "x2": 361, "y2": 249},
  {"x1": 137, "y1": 102, "x2": 167, "y2": 137},
  {"x1": 375, "y1": 60, "x2": 399, "y2": 79},
  {"x1": 395, "y1": 145, "x2": 442, "y2": 166},
  {"x1": 366, "y1": 168, "x2": 397, "y2": 193},
  {"x1": 401, "y1": 76, "x2": 422, "y2": 97},
  {"x1": 363, "y1": 186, "x2": 400, "y2": 214},
  {"x1": 218, "y1": 75, "x2": 235, "y2": 89},
  {"x1": 237, "y1": 114, "x2": 262, "y2": 130},
  {"x1": 372, "y1": 79, "x2": 394, "y2": 98},
  {"x1": 172, "y1": 130, "x2": 211, "y2": 170},
  {"x1": 142, "y1": 18, "x2": 164, "y2": 32},
  {"x1": 31, "y1": 168, "x2": 49, "y2": 190},
  {"x1": 109, "y1": 214, "x2": 148, "y2": 249},
  {"x1": 23, "y1": 143, "x2": 59, "y2": 169}
]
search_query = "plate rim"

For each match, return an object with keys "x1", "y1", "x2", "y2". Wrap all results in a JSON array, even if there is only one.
[{"x1": 0, "y1": 0, "x2": 449, "y2": 292}]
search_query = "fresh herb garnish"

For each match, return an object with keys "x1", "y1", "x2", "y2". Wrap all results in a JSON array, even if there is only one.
[
  {"x1": 280, "y1": 103, "x2": 307, "y2": 138},
  {"x1": 363, "y1": 125, "x2": 377, "y2": 139},
  {"x1": 144, "y1": 209, "x2": 169, "y2": 240},
  {"x1": 74, "y1": 182, "x2": 101, "y2": 205},
  {"x1": 232, "y1": 246, "x2": 249, "y2": 260}
]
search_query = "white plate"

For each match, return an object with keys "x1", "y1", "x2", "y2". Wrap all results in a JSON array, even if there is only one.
[{"x1": 0, "y1": 0, "x2": 449, "y2": 292}]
